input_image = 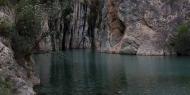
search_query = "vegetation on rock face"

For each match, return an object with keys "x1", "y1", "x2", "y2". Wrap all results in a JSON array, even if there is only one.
[
  {"x1": 12, "y1": 0, "x2": 42, "y2": 59},
  {"x1": 173, "y1": 23, "x2": 190, "y2": 55},
  {"x1": 0, "y1": 76, "x2": 12, "y2": 95},
  {"x1": 87, "y1": 0, "x2": 100, "y2": 49},
  {"x1": 0, "y1": 18, "x2": 12, "y2": 38},
  {"x1": 0, "y1": 0, "x2": 10, "y2": 6},
  {"x1": 45, "y1": 0, "x2": 73, "y2": 50},
  {"x1": 1, "y1": 0, "x2": 189, "y2": 57}
]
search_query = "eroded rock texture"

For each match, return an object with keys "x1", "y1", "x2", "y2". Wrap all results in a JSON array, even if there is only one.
[
  {"x1": 39, "y1": 0, "x2": 190, "y2": 55},
  {"x1": 101, "y1": 0, "x2": 189, "y2": 55},
  {"x1": 0, "y1": 41, "x2": 39, "y2": 95},
  {"x1": 0, "y1": 6, "x2": 39, "y2": 95},
  {"x1": 99, "y1": 0, "x2": 189, "y2": 55}
]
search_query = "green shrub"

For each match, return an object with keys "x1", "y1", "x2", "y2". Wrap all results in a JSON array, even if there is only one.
[
  {"x1": 0, "y1": 18, "x2": 12, "y2": 37},
  {"x1": 0, "y1": 0, "x2": 9, "y2": 6},
  {"x1": 0, "y1": 77, "x2": 12, "y2": 95},
  {"x1": 174, "y1": 23, "x2": 190, "y2": 55},
  {"x1": 12, "y1": 0, "x2": 42, "y2": 59},
  {"x1": 177, "y1": 24, "x2": 189, "y2": 33}
]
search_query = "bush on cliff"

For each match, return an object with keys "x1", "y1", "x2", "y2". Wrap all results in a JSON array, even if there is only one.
[
  {"x1": 174, "y1": 23, "x2": 190, "y2": 55},
  {"x1": 0, "y1": 0, "x2": 10, "y2": 6},
  {"x1": 11, "y1": 0, "x2": 42, "y2": 59},
  {"x1": 0, "y1": 76, "x2": 12, "y2": 95},
  {"x1": 0, "y1": 18, "x2": 12, "y2": 38}
]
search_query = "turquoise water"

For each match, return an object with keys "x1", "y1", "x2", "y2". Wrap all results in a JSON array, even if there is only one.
[{"x1": 34, "y1": 50, "x2": 190, "y2": 95}]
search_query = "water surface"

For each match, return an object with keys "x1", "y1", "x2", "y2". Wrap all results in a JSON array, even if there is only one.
[{"x1": 34, "y1": 50, "x2": 190, "y2": 95}]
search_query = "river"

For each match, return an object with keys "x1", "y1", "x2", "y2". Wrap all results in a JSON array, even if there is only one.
[{"x1": 33, "y1": 49, "x2": 190, "y2": 95}]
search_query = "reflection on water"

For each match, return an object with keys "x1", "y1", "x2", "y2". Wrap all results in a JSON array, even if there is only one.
[{"x1": 34, "y1": 50, "x2": 190, "y2": 95}]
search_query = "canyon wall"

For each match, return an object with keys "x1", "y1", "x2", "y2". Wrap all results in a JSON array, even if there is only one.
[
  {"x1": 38, "y1": 0, "x2": 190, "y2": 55},
  {"x1": 106, "y1": 0, "x2": 190, "y2": 55},
  {"x1": 0, "y1": 0, "x2": 190, "y2": 94},
  {"x1": 100, "y1": 0, "x2": 190, "y2": 55},
  {"x1": 0, "y1": 6, "x2": 39, "y2": 95},
  {"x1": 42, "y1": 0, "x2": 104, "y2": 50}
]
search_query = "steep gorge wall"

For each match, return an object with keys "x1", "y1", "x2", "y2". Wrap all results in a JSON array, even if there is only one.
[
  {"x1": 0, "y1": 0, "x2": 189, "y2": 94},
  {"x1": 65, "y1": 0, "x2": 103, "y2": 49},
  {"x1": 39, "y1": 0, "x2": 108, "y2": 51},
  {"x1": 0, "y1": 6, "x2": 39, "y2": 95},
  {"x1": 39, "y1": 0, "x2": 190, "y2": 55},
  {"x1": 95, "y1": 0, "x2": 190, "y2": 55},
  {"x1": 110, "y1": 0, "x2": 190, "y2": 55}
]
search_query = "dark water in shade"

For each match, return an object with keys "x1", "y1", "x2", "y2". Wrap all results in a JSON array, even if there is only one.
[{"x1": 33, "y1": 49, "x2": 190, "y2": 95}]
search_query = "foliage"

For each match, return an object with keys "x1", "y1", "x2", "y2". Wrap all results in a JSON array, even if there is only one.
[
  {"x1": 46, "y1": 0, "x2": 73, "y2": 17},
  {"x1": 0, "y1": 18, "x2": 12, "y2": 37},
  {"x1": 62, "y1": 1, "x2": 72, "y2": 17},
  {"x1": 80, "y1": 0, "x2": 86, "y2": 4},
  {"x1": 39, "y1": 0, "x2": 53, "y2": 4},
  {"x1": 173, "y1": 23, "x2": 190, "y2": 55},
  {"x1": 0, "y1": 77, "x2": 12, "y2": 95},
  {"x1": 177, "y1": 24, "x2": 189, "y2": 33},
  {"x1": 12, "y1": 0, "x2": 42, "y2": 59},
  {"x1": 0, "y1": 0, "x2": 10, "y2": 6},
  {"x1": 16, "y1": 0, "x2": 41, "y2": 37},
  {"x1": 168, "y1": 0, "x2": 177, "y2": 4}
]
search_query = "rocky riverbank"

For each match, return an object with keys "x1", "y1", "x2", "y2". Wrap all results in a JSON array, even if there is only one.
[
  {"x1": 0, "y1": 40, "x2": 39, "y2": 95},
  {"x1": 0, "y1": 2, "x2": 39, "y2": 95}
]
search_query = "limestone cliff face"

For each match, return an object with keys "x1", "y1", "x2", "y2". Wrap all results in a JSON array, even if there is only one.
[
  {"x1": 106, "y1": 0, "x2": 190, "y2": 55},
  {"x1": 39, "y1": 0, "x2": 190, "y2": 55},
  {"x1": 40, "y1": 0, "x2": 102, "y2": 50},
  {"x1": 40, "y1": 0, "x2": 89, "y2": 51},
  {"x1": 0, "y1": 41, "x2": 39, "y2": 95},
  {"x1": 65, "y1": 0, "x2": 92, "y2": 49},
  {"x1": 97, "y1": 0, "x2": 190, "y2": 55},
  {"x1": 48, "y1": 0, "x2": 103, "y2": 50},
  {"x1": 0, "y1": 6, "x2": 39, "y2": 95}
]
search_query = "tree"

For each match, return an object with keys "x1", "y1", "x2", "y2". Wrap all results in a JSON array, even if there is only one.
[
  {"x1": 12, "y1": 0, "x2": 42, "y2": 59},
  {"x1": 174, "y1": 23, "x2": 190, "y2": 55}
]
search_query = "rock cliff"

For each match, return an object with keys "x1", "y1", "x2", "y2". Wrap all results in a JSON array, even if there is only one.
[
  {"x1": 0, "y1": 41, "x2": 39, "y2": 95},
  {"x1": 0, "y1": 0, "x2": 190, "y2": 94},
  {"x1": 100, "y1": 0, "x2": 190, "y2": 55},
  {"x1": 38, "y1": 0, "x2": 190, "y2": 55},
  {"x1": 106, "y1": 0, "x2": 190, "y2": 55},
  {"x1": 0, "y1": 4, "x2": 39, "y2": 95}
]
